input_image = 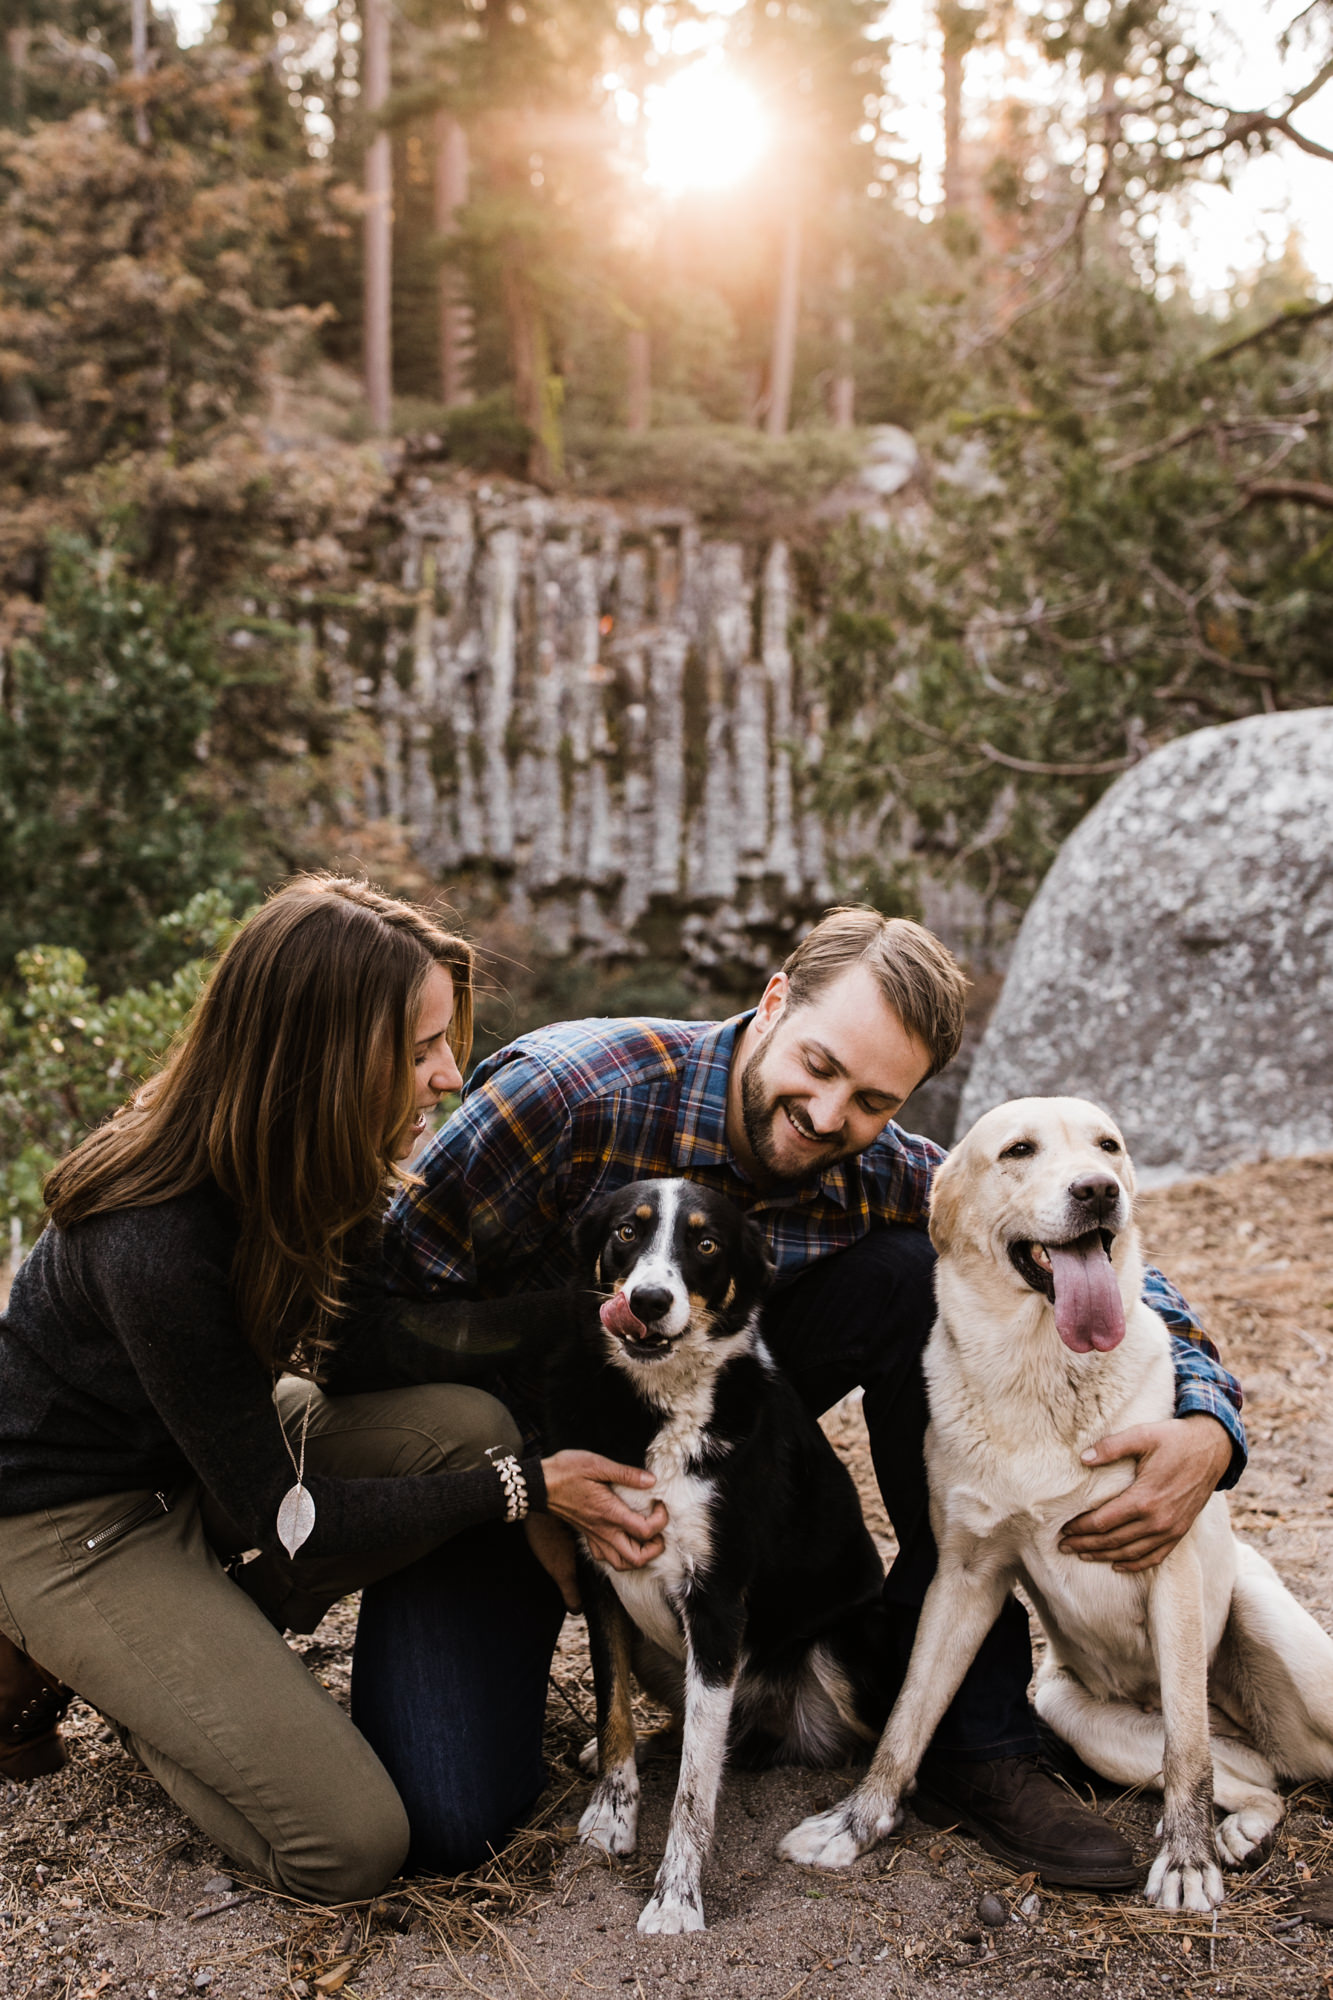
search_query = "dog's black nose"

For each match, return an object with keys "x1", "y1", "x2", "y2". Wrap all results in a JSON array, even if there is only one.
[
  {"x1": 628, "y1": 1285, "x2": 673, "y2": 1324},
  {"x1": 1069, "y1": 1176, "x2": 1120, "y2": 1216}
]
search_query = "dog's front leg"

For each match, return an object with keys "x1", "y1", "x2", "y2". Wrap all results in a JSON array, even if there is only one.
[
  {"x1": 637, "y1": 1595, "x2": 743, "y2": 1935},
  {"x1": 1144, "y1": 1546, "x2": 1224, "y2": 1913},
  {"x1": 578, "y1": 1564, "x2": 641, "y2": 1857},
  {"x1": 780, "y1": 1549, "x2": 1012, "y2": 1870}
]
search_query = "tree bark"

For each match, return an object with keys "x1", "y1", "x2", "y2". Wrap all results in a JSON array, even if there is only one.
[
  {"x1": 765, "y1": 208, "x2": 801, "y2": 438},
  {"x1": 5, "y1": 20, "x2": 31, "y2": 128},
  {"x1": 942, "y1": 31, "x2": 963, "y2": 214},
  {"x1": 434, "y1": 110, "x2": 473, "y2": 409},
  {"x1": 832, "y1": 248, "x2": 854, "y2": 428},
  {"x1": 130, "y1": 0, "x2": 150, "y2": 146},
  {"x1": 363, "y1": 0, "x2": 392, "y2": 434},
  {"x1": 626, "y1": 326, "x2": 650, "y2": 434},
  {"x1": 500, "y1": 256, "x2": 559, "y2": 484}
]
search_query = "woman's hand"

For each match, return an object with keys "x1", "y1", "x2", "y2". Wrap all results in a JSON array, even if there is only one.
[{"x1": 539, "y1": 1449, "x2": 668, "y2": 1573}]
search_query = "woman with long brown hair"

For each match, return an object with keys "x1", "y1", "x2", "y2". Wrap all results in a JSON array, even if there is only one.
[{"x1": 0, "y1": 876, "x2": 663, "y2": 1899}]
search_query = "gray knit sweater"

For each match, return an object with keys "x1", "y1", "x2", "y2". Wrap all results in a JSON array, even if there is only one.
[{"x1": 0, "y1": 1182, "x2": 560, "y2": 1559}]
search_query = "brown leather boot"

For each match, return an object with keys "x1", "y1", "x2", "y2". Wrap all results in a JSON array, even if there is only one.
[
  {"x1": 914, "y1": 1753, "x2": 1140, "y2": 1888},
  {"x1": 0, "y1": 1630, "x2": 73, "y2": 1781}
]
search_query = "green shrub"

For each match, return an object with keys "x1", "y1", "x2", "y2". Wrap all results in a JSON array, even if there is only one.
[
  {"x1": 391, "y1": 391, "x2": 534, "y2": 478},
  {"x1": 0, "y1": 892, "x2": 242, "y2": 1250},
  {"x1": 0, "y1": 538, "x2": 251, "y2": 991},
  {"x1": 565, "y1": 425, "x2": 862, "y2": 529}
]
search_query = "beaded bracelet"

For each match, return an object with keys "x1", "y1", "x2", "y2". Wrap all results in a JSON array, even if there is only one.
[{"x1": 487, "y1": 1448, "x2": 529, "y2": 1523}]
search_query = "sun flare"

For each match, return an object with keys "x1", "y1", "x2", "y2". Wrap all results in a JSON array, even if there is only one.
[{"x1": 644, "y1": 63, "x2": 768, "y2": 195}]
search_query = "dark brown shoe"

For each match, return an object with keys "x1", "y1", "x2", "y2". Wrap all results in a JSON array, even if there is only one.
[
  {"x1": 0, "y1": 1630, "x2": 73, "y2": 1781},
  {"x1": 914, "y1": 1753, "x2": 1140, "y2": 1889}
]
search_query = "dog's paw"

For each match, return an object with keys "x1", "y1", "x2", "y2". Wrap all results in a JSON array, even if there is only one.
[
  {"x1": 1216, "y1": 1808, "x2": 1279, "y2": 1869},
  {"x1": 778, "y1": 1795, "x2": 902, "y2": 1871},
  {"x1": 1145, "y1": 1846, "x2": 1225, "y2": 1913},
  {"x1": 637, "y1": 1891, "x2": 705, "y2": 1935},
  {"x1": 578, "y1": 1736, "x2": 598, "y2": 1773},
  {"x1": 578, "y1": 1776, "x2": 639, "y2": 1857}
]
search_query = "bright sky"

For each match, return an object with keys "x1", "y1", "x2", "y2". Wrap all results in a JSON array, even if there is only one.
[
  {"x1": 166, "y1": 0, "x2": 1333, "y2": 295},
  {"x1": 882, "y1": 0, "x2": 1333, "y2": 297}
]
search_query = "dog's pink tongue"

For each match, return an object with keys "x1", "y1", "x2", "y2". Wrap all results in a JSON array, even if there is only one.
[
  {"x1": 1048, "y1": 1233, "x2": 1125, "y2": 1354},
  {"x1": 600, "y1": 1291, "x2": 646, "y2": 1341}
]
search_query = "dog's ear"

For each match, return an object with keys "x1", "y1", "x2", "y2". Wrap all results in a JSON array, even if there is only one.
[
  {"x1": 928, "y1": 1146, "x2": 967, "y2": 1256},
  {"x1": 573, "y1": 1190, "x2": 619, "y2": 1281}
]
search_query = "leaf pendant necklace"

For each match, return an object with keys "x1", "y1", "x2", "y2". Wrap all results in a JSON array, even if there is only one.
[{"x1": 276, "y1": 1385, "x2": 315, "y2": 1559}]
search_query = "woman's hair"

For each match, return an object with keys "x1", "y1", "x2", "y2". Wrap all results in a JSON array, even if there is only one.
[{"x1": 44, "y1": 875, "x2": 474, "y2": 1370}]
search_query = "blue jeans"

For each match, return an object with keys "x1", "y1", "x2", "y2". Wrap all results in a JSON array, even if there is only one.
[
  {"x1": 763, "y1": 1224, "x2": 1039, "y2": 1761},
  {"x1": 350, "y1": 1522, "x2": 565, "y2": 1875}
]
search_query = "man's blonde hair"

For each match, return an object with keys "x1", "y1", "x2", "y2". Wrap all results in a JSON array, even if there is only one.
[{"x1": 781, "y1": 906, "x2": 968, "y2": 1080}]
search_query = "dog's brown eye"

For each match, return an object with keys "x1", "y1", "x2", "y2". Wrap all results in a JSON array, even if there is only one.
[
  {"x1": 1098, "y1": 1139, "x2": 1121, "y2": 1153},
  {"x1": 615, "y1": 1223, "x2": 636, "y2": 1243},
  {"x1": 1000, "y1": 1141, "x2": 1035, "y2": 1160},
  {"x1": 696, "y1": 1237, "x2": 717, "y2": 1256}
]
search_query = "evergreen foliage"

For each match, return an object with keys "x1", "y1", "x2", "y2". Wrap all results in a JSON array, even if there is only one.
[
  {"x1": 3, "y1": 0, "x2": 1333, "y2": 989},
  {"x1": 810, "y1": 257, "x2": 1333, "y2": 913},
  {"x1": 0, "y1": 892, "x2": 240, "y2": 1243},
  {"x1": 0, "y1": 539, "x2": 247, "y2": 989}
]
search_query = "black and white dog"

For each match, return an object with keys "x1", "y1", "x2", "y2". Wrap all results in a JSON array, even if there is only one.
[{"x1": 544, "y1": 1179, "x2": 893, "y2": 1934}]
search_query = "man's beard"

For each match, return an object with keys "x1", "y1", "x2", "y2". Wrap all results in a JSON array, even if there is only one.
[{"x1": 739, "y1": 1041, "x2": 847, "y2": 1184}]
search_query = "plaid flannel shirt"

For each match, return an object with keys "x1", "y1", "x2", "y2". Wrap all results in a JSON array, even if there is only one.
[{"x1": 384, "y1": 1013, "x2": 1246, "y2": 1486}]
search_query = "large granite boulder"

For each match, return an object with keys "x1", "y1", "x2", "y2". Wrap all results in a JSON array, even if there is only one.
[{"x1": 958, "y1": 709, "x2": 1333, "y2": 1182}]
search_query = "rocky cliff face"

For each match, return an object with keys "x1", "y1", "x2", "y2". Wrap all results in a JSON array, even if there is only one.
[{"x1": 320, "y1": 477, "x2": 984, "y2": 987}]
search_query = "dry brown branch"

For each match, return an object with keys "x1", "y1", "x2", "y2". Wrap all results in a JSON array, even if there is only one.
[
  {"x1": 1180, "y1": 53, "x2": 1333, "y2": 166},
  {"x1": 1110, "y1": 412, "x2": 1321, "y2": 472},
  {"x1": 975, "y1": 740, "x2": 1135, "y2": 777},
  {"x1": 1243, "y1": 476, "x2": 1333, "y2": 510},
  {"x1": 878, "y1": 692, "x2": 1138, "y2": 779},
  {"x1": 961, "y1": 258, "x2": 1081, "y2": 361},
  {"x1": 1202, "y1": 297, "x2": 1333, "y2": 367}
]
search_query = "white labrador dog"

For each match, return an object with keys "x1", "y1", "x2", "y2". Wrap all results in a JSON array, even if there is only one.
[{"x1": 781, "y1": 1096, "x2": 1333, "y2": 1912}]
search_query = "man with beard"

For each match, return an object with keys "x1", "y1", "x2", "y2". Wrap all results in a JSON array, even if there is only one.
[{"x1": 380, "y1": 906, "x2": 1246, "y2": 1886}]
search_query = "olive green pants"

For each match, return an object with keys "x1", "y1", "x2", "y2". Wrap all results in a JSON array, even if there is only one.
[{"x1": 0, "y1": 1380, "x2": 522, "y2": 1904}]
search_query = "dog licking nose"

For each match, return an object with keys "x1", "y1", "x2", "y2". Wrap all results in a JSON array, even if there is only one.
[
  {"x1": 629, "y1": 1286, "x2": 673, "y2": 1324},
  {"x1": 600, "y1": 1292, "x2": 647, "y2": 1342}
]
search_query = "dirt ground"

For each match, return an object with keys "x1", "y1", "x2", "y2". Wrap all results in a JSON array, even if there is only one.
[{"x1": 3, "y1": 1155, "x2": 1332, "y2": 2000}]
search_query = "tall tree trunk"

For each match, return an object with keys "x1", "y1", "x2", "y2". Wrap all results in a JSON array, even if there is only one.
[
  {"x1": 2, "y1": 16, "x2": 38, "y2": 418},
  {"x1": 363, "y1": 0, "x2": 392, "y2": 434},
  {"x1": 434, "y1": 110, "x2": 473, "y2": 408},
  {"x1": 5, "y1": 19, "x2": 31, "y2": 129},
  {"x1": 832, "y1": 249, "x2": 854, "y2": 428},
  {"x1": 130, "y1": 0, "x2": 150, "y2": 146},
  {"x1": 500, "y1": 255, "x2": 559, "y2": 485},
  {"x1": 941, "y1": 1, "x2": 975, "y2": 216},
  {"x1": 765, "y1": 208, "x2": 801, "y2": 438},
  {"x1": 626, "y1": 326, "x2": 650, "y2": 434}
]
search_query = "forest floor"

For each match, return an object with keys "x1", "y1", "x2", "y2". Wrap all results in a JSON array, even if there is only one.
[{"x1": 3, "y1": 1155, "x2": 1332, "y2": 2000}]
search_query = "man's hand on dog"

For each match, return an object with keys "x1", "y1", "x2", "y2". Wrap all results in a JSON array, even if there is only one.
[
  {"x1": 541, "y1": 1449, "x2": 668, "y2": 1576},
  {"x1": 1059, "y1": 1415, "x2": 1233, "y2": 1571}
]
